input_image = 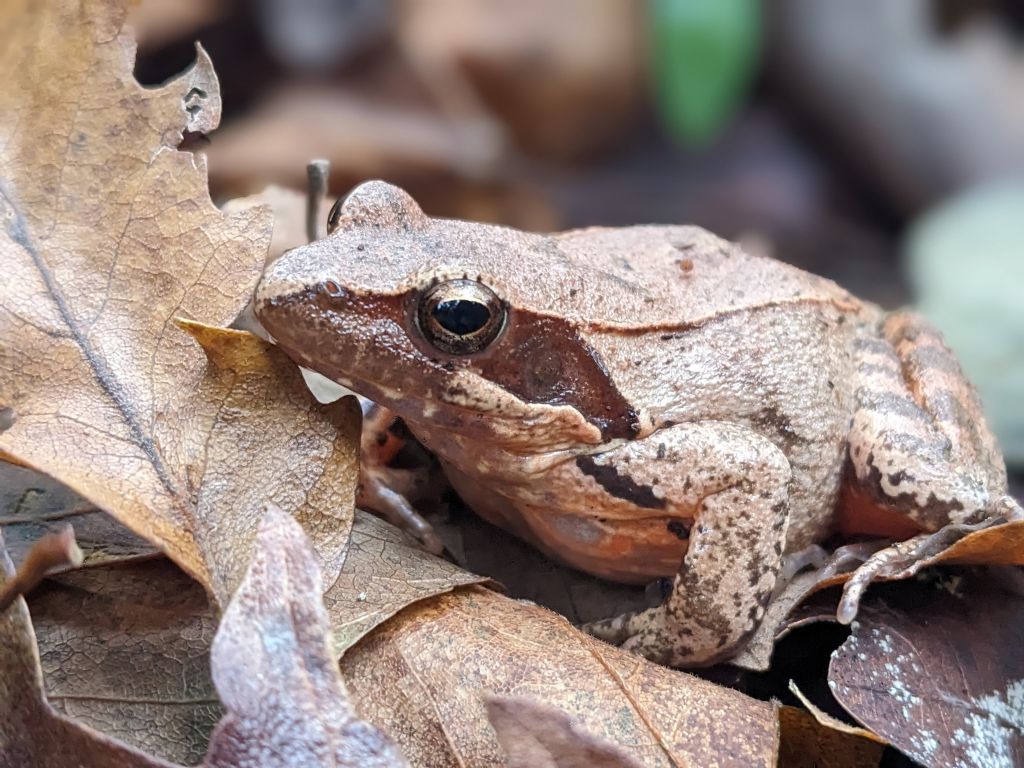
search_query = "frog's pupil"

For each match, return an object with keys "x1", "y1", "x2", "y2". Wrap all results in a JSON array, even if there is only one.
[{"x1": 433, "y1": 299, "x2": 490, "y2": 335}]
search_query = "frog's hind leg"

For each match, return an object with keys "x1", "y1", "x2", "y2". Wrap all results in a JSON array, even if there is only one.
[
  {"x1": 841, "y1": 311, "x2": 1021, "y2": 618},
  {"x1": 848, "y1": 311, "x2": 1011, "y2": 527}
]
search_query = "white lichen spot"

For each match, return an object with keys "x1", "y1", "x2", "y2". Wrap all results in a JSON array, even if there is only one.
[
  {"x1": 948, "y1": 679, "x2": 1024, "y2": 768},
  {"x1": 910, "y1": 731, "x2": 939, "y2": 761}
]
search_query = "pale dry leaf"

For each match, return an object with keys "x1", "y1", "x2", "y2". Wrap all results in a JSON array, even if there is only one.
[
  {"x1": 341, "y1": 586, "x2": 779, "y2": 768},
  {"x1": 222, "y1": 185, "x2": 310, "y2": 268},
  {"x1": 328, "y1": 510, "x2": 489, "y2": 654},
  {"x1": 30, "y1": 559, "x2": 220, "y2": 765},
  {"x1": 485, "y1": 695, "x2": 644, "y2": 768},
  {"x1": 1, "y1": 0, "x2": 363, "y2": 609},
  {"x1": 0, "y1": 530, "x2": 175, "y2": 768},
  {"x1": 203, "y1": 505, "x2": 408, "y2": 768},
  {"x1": 168, "y1": 322, "x2": 361, "y2": 606}
]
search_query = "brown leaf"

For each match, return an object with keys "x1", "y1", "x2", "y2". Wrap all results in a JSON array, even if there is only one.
[
  {"x1": 0, "y1": 529, "x2": 175, "y2": 768},
  {"x1": 203, "y1": 505, "x2": 408, "y2": 768},
  {"x1": 1, "y1": 462, "x2": 158, "y2": 570},
  {"x1": 0, "y1": 0, "x2": 360, "y2": 607},
  {"x1": 222, "y1": 185, "x2": 310, "y2": 268},
  {"x1": 341, "y1": 586, "x2": 779, "y2": 767},
  {"x1": 485, "y1": 695, "x2": 644, "y2": 768},
  {"x1": 926, "y1": 518, "x2": 1024, "y2": 567},
  {"x1": 725, "y1": 569, "x2": 826, "y2": 672},
  {"x1": 327, "y1": 510, "x2": 489, "y2": 654},
  {"x1": 777, "y1": 705, "x2": 884, "y2": 768},
  {"x1": 2, "y1": 508, "x2": 409, "y2": 767},
  {"x1": 171, "y1": 322, "x2": 361, "y2": 605},
  {"x1": 828, "y1": 571, "x2": 1024, "y2": 767},
  {"x1": 29, "y1": 559, "x2": 220, "y2": 765}
]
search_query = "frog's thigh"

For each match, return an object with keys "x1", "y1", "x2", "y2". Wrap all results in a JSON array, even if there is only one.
[
  {"x1": 849, "y1": 311, "x2": 1007, "y2": 530},
  {"x1": 586, "y1": 421, "x2": 791, "y2": 668}
]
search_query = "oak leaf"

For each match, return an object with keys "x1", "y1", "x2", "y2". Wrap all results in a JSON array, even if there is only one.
[
  {"x1": 0, "y1": 529, "x2": 179, "y2": 768},
  {"x1": 1, "y1": 509, "x2": 410, "y2": 767},
  {"x1": 202, "y1": 505, "x2": 409, "y2": 768},
  {"x1": 0, "y1": 0, "x2": 363, "y2": 607},
  {"x1": 341, "y1": 586, "x2": 779, "y2": 767},
  {"x1": 484, "y1": 695, "x2": 645, "y2": 768},
  {"x1": 1, "y1": 462, "x2": 157, "y2": 569},
  {"x1": 30, "y1": 558, "x2": 220, "y2": 765},
  {"x1": 328, "y1": 510, "x2": 490, "y2": 654}
]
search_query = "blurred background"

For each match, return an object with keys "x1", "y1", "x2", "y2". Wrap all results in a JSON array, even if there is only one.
[{"x1": 129, "y1": 0, "x2": 1023, "y2": 473}]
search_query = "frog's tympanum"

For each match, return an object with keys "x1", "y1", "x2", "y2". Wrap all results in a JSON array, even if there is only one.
[{"x1": 255, "y1": 181, "x2": 1021, "y2": 667}]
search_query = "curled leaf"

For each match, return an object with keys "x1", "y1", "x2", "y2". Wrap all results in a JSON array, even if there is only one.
[{"x1": 203, "y1": 505, "x2": 408, "y2": 768}]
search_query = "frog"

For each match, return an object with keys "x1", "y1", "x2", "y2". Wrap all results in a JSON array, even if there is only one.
[{"x1": 254, "y1": 181, "x2": 1021, "y2": 667}]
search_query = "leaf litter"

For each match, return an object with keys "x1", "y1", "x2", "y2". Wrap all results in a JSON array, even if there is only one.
[{"x1": 1, "y1": 1, "x2": 1023, "y2": 766}]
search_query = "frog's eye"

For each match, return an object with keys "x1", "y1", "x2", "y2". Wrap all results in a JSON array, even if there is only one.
[{"x1": 416, "y1": 279, "x2": 506, "y2": 355}]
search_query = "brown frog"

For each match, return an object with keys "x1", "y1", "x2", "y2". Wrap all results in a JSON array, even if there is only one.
[{"x1": 254, "y1": 181, "x2": 1020, "y2": 667}]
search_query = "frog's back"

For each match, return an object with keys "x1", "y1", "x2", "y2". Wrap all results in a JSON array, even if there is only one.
[{"x1": 547, "y1": 225, "x2": 864, "y2": 330}]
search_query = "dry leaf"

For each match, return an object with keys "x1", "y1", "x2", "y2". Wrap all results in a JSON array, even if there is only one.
[
  {"x1": 202, "y1": 505, "x2": 408, "y2": 768},
  {"x1": 777, "y1": 705, "x2": 884, "y2": 768},
  {"x1": 0, "y1": 0, "x2": 368, "y2": 607},
  {"x1": 485, "y1": 695, "x2": 644, "y2": 768},
  {"x1": 731, "y1": 569, "x2": 831, "y2": 671},
  {"x1": 30, "y1": 559, "x2": 220, "y2": 765},
  {"x1": 1, "y1": 509, "x2": 410, "y2": 767},
  {"x1": 0, "y1": 462, "x2": 158, "y2": 570},
  {"x1": 0, "y1": 529, "x2": 175, "y2": 768},
  {"x1": 169, "y1": 322, "x2": 360, "y2": 605},
  {"x1": 222, "y1": 185, "x2": 310, "y2": 268},
  {"x1": 926, "y1": 518, "x2": 1024, "y2": 566},
  {"x1": 26, "y1": 509, "x2": 484, "y2": 763},
  {"x1": 341, "y1": 586, "x2": 778, "y2": 767},
  {"x1": 0, "y1": 524, "x2": 81, "y2": 612},
  {"x1": 328, "y1": 510, "x2": 489, "y2": 654},
  {"x1": 828, "y1": 571, "x2": 1024, "y2": 768}
]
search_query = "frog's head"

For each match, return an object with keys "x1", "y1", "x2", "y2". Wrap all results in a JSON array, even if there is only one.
[{"x1": 255, "y1": 181, "x2": 641, "y2": 451}]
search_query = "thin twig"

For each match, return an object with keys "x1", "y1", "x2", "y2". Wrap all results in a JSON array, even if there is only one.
[
  {"x1": 0, "y1": 525, "x2": 83, "y2": 612},
  {"x1": 306, "y1": 158, "x2": 331, "y2": 243}
]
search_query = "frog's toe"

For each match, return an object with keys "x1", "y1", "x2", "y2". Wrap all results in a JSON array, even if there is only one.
[
  {"x1": 996, "y1": 495, "x2": 1024, "y2": 522},
  {"x1": 837, "y1": 505, "x2": 1017, "y2": 623},
  {"x1": 583, "y1": 606, "x2": 735, "y2": 668},
  {"x1": 581, "y1": 611, "x2": 639, "y2": 646}
]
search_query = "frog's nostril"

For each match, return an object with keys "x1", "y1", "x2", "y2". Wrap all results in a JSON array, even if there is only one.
[{"x1": 323, "y1": 280, "x2": 347, "y2": 298}]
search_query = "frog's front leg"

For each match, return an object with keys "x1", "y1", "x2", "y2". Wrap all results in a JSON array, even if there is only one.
[{"x1": 583, "y1": 422, "x2": 792, "y2": 668}]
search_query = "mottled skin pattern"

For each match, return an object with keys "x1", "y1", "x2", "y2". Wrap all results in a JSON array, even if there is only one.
[{"x1": 255, "y1": 182, "x2": 1015, "y2": 667}]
